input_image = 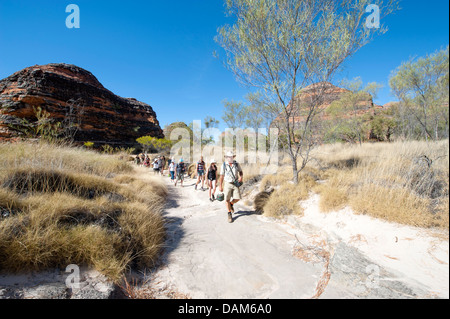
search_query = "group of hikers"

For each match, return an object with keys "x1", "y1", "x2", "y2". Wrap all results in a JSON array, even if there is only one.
[
  {"x1": 135, "y1": 154, "x2": 167, "y2": 175},
  {"x1": 136, "y1": 151, "x2": 243, "y2": 223}
]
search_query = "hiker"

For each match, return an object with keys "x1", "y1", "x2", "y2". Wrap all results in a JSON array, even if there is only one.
[
  {"x1": 219, "y1": 151, "x2": 243, "y2": 223},
  {"x1": 157, "y1": 156, "x2": 164, "y2": 175},
  {"x1": 160, "y1": 156, "x2": 166, "y2": 175},
  {"x1": 195, "y1": 156, "x2": 206, "y2": 191},
  {"x1": 152, "y1": 158, "x2": 160, "y2": 175},
  {"x1": 144, "y1": 155, "x2": 150, "y2": 168},
  {"x1": 207, "y1": 159, "x2": 218, "y2": 202},
  {"x1": 169, "y1": 157, "x2": 176, "y2": 183},
  {"x1": 137, "y1": 153, "x2": 142, "y2": 166},
  {"x1": 174, "y1": 158, "x2": 186, "y2": 187}
]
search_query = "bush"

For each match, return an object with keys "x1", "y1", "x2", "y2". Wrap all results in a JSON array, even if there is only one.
[
  {"x1": 262, "y1": 183, "x2": 308, "y2": 218},
  {"x1": 253, "y1": 189, "x2": 274, "y2": 214}
]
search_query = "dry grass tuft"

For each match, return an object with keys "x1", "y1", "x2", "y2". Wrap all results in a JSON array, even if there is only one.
[
  {"x1": 311, "y1": 139, "x2": 449, "y2": 229},
  {"x1": 349, "y1": 185, "x2": 435, "y2": 228},
  {"x1": 0, "y1": 141, "x2": 133, "y2": 179},
  {"x1": 255, "y1": 166, "x2": 317, "y2": 217},
  {"x1": 259, "y1": 166, "x2": 292, "y2": 192},
  {"x1": 114, "y1": 174, "x2": 136, "y2": 184},
  {"x1": 263, "y1": 182, "x2": 309, "y2": 218},
  {"x1": 318, "y1": 186, "x2": 348, "y2": 213},
  {"x1": 3, "y1": 168, "x2": 119, "y2": 198},
  {"x1": 0, "y1": 142, "x2": 166, "y2": 282},
  {"x1": 255, "y1": 140, "x2": 448, "y2": 229},
  {"x1": 314, "y1": 173, "x2": 350, "y2": 213},
  {"x1": 253, "y1": 189, "x2": 274, "y2": 214}
]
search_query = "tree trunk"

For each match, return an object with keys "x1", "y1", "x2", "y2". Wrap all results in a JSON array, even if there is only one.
[{"x1": 291, "y1": 153, "x2": 299, "y2": 184}]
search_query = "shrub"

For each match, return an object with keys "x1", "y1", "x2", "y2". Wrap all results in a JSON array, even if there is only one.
[
  {"x1": 84, "y1": 141, "x2": 94, "y2": 148},
  {"x1": 263, "y1": 183, "x2": 307, "y2": 218},
  {"x1": 253, "y1": 189, "x2": 274, "y2": 214}
]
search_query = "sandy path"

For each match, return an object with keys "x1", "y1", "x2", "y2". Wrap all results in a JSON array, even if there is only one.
[
  {"x1": 149, "y1": 177, "x2": 323, "y2": 299},
  {"x1": 146, "y1": 175, "x2": 448, "y2": 299}
]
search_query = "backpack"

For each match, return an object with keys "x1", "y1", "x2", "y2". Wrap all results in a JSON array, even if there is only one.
[{"x1": 177, "y1": 163, "x2": 185, "y2": 173}]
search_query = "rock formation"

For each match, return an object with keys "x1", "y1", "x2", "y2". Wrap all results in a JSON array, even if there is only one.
[
  {"x1": 271, "y1": 82, "x2": 393, "y2": 141},
  {"x1": 278, "y1": 82, "x2": 380, "y2": 123},
  {"x1": 163, "y1": 121, "x2": 192, "y2": 140},
  {"x1": 0, "y1": 63, "x2": 164, "y2": 145}
]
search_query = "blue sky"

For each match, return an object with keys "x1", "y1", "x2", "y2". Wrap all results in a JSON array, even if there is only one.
[{"x1": 0, "y1": 0, "x2": 448, "y2": 130}]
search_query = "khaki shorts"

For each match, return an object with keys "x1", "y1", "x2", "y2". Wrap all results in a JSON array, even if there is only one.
[{"x1": 223, "y1": 182, "x2": 241, "y2": 201}]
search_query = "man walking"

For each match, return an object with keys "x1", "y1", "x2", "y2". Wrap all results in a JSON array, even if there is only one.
[
  {"x1": 219, "y1": 151, "x2": 243, "y2": 223},
  {"x1": 174, "y1": 158, "x2": 186, "y2": 187}
]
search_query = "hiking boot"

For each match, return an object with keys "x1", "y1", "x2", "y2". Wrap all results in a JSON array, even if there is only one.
[{"x1": 228, "y1": 212, "x2": 233, "y2": 223}]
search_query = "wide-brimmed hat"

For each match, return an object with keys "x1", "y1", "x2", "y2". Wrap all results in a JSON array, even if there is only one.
[{"x1": 225, "y1": 151, "x2": 236, "y2": 158}]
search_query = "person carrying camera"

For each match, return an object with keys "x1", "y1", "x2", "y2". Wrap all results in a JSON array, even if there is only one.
[{"x1": 218, "y1": 151, "x2": 243, "y2": 223}]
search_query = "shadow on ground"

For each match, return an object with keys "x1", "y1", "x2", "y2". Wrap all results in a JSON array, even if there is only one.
[{"x1": 232, "y1": 210, "x2": 260, "y2": 222}]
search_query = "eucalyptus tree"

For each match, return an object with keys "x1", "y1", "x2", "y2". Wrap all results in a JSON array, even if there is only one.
[
  {"x1": 215, "y1": 0, "x2": 399, "y2": 183},
  {"x1": 389, "y1": 46, "x2": 449, "y2": 141},
  {"x1": 327, "y1": 78, "x2": 383, "y2": 145},
  {"x1": 222, "y1": 99, "x2": 246, "y2": 130}
]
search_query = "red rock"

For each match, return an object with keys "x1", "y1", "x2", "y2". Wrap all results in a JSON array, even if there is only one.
[
  {"x1": 273, "y1": 82, "x2": 377, "y2": 124},
  {"x1": 0, "y1": 63, "x2": 163, "y2": 145}
]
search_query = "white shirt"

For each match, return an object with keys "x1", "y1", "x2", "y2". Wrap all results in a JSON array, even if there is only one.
[{"x1": 220, "y1": 161, "x2": 242, "y2": 183}]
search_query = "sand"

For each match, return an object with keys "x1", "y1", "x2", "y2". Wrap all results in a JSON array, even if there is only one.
[{"x1": 145, "y1": 176, "x2": 449, "y2": 299}]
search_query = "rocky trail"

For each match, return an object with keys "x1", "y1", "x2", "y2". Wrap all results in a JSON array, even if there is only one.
[
  {"x1": 143, "y1": 175, "x2": 448, "y2": 299},
  {"x1": 0, "y1": 172, "x2": 447, "y2": 299}
]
